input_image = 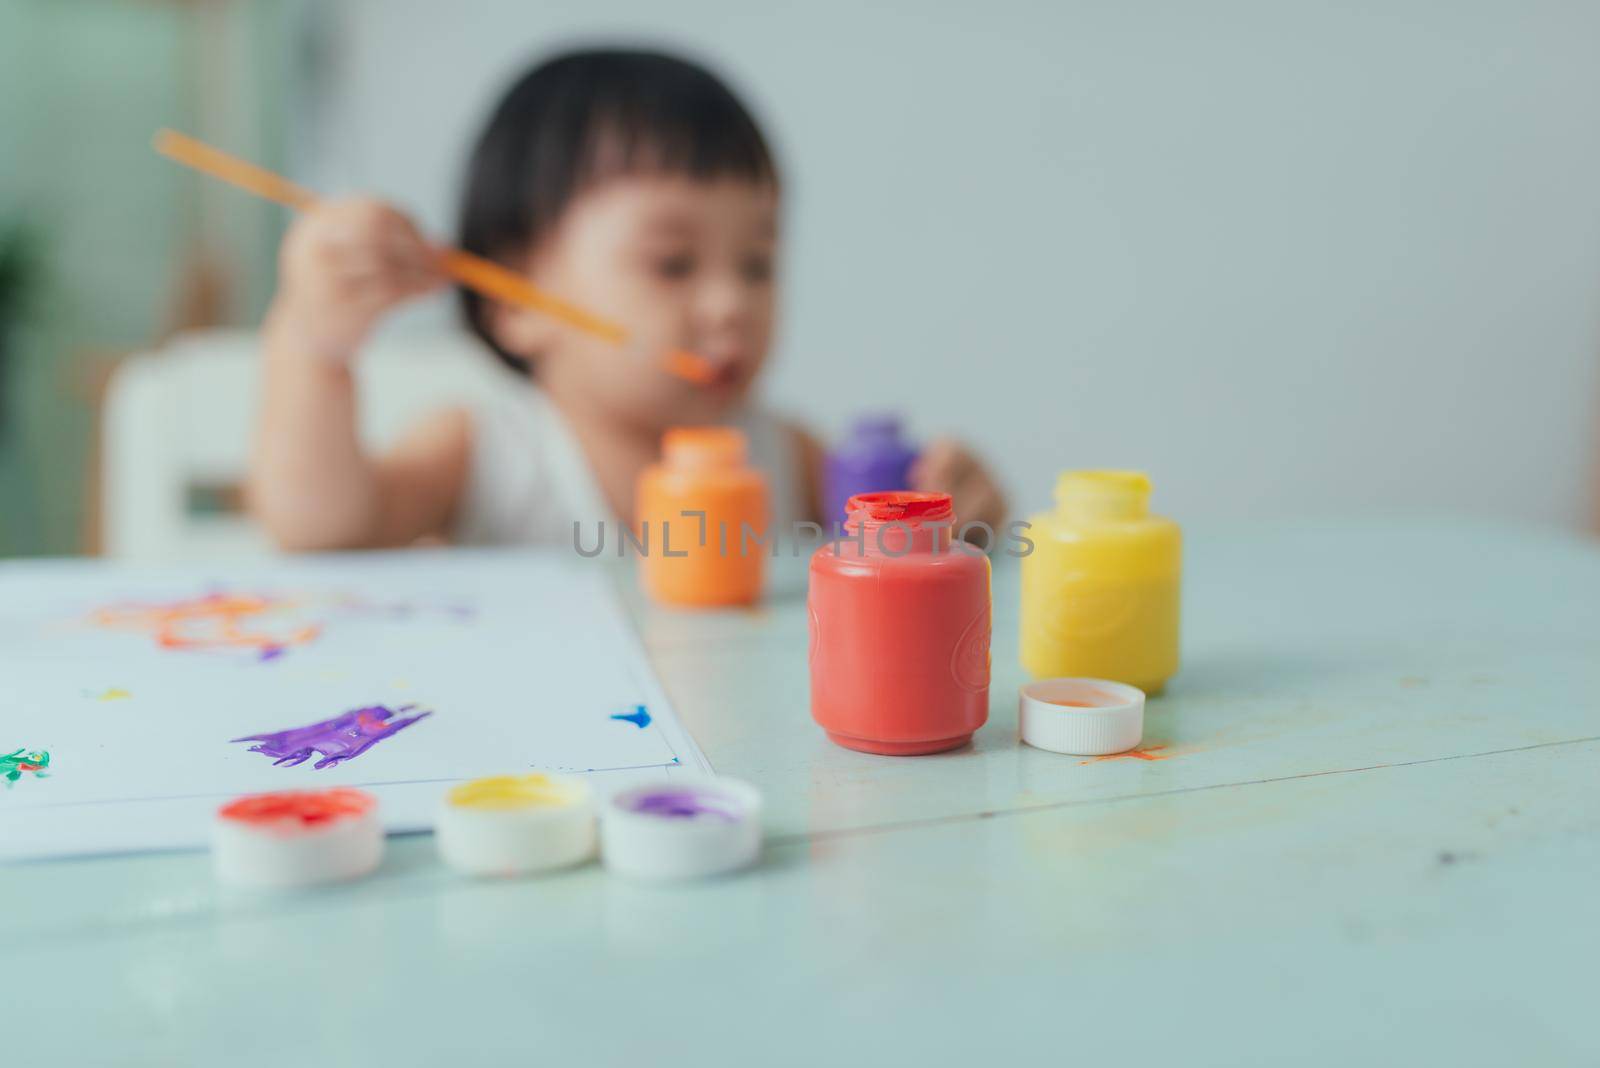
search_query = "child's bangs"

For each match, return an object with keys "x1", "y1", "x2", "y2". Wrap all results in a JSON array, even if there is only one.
[{"x1": 575, "y1": 101, "x2": 778, "y2": 192}]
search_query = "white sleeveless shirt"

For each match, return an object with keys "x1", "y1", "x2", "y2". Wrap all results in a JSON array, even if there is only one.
[{"x1": 455, "y1": 387, "x2": 808, "y2": 548}]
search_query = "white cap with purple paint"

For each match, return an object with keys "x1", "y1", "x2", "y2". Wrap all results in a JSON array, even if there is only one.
[{"x1": 601, "y1": 775, "x2": 762, "y2": 881}]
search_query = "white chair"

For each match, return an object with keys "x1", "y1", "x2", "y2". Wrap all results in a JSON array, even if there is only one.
[{"x1": 101, "y1": 328, "x2": 515, "y2": 559}]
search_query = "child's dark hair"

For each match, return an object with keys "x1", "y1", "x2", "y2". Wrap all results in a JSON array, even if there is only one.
[{"x1": 458, "y1": 48, "x2": 779, "y2": 375}]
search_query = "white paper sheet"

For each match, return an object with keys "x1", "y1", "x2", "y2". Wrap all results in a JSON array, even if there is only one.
[{"x1": 0, "y1": 549, "x2": 709, "y2": 861}]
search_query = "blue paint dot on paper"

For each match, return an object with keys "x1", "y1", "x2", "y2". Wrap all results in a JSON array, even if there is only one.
[{"x1": 610, "y1": 705, "x2": 651, "y2": 729}]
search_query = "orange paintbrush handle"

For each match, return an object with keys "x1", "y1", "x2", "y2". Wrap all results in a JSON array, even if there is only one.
[
  {"x1": 155, "y1": 129, "x2": 318, "y2": 212},
  {"x1": 435, "y1": 248, "x2": 627, "y2": 346},
  {"x1": 151, "y1": 128, "x2": 717, "y2": 385}
]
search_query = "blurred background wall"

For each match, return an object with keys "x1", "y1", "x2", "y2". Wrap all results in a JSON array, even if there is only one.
[
  {"x1": 3, "y1": 0, "x2": 1599, "y2": 555},
  {"x1": 0, "y1": 0, "x2": 298, "y2": 555}
]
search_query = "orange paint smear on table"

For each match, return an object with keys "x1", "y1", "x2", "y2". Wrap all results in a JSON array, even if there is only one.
[{"x1": 1078, "y1": 745, "x2": 1169, "y2": 765}]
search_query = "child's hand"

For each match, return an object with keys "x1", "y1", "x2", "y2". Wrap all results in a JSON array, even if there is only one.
[
  {"x1": 911, "y1": 438, "x2": 1008, "y2": 540},
  {"x1": 269, "y1": 198, "x2": 444, "y2": 363}
]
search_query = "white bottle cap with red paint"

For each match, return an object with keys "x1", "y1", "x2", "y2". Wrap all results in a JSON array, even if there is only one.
[
  {"x1": 601, "y1": 776, "x2": 762, "y2": 881},
  {"x1": 212, "y1": 788, "x2": 383, "y2": 889},
  {"x1": 1018, "y1": 678, "x2": 1145, "y2": 755}
]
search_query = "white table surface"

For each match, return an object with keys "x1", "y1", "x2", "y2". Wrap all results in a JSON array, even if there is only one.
[{"x1": 4, "y1": 517, "x2": 1598, "y2": 1067}]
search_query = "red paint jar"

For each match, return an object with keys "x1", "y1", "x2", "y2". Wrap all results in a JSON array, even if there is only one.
[{"x1": 808, "y1": 492, "x2": 991, "y2": 754}]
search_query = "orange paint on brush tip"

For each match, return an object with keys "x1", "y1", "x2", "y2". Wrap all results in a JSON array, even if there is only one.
[
  {"x1": 808, "y1": 491, "x2": 992, "y2": 755},
  {"x1": 663, "y1": 349, "x2": 718, "y2": 385}
]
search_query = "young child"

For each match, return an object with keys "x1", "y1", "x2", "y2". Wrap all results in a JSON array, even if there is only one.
[{"x1": 250, "y1": 48, "x2": 1006, "y2": 550}]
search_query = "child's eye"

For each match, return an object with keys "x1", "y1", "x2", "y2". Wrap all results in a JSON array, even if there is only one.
[
  {"x1": 741, "y1": 255, "x2": 774, "y2": 284},
  {"x1": 653, "y1": 254, "x2": 695, "y2": 280}
]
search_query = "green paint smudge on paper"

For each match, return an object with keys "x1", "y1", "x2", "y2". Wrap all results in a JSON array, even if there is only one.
[{"x1": 2, "y1": 748, "x2": 50, "y2": 787}]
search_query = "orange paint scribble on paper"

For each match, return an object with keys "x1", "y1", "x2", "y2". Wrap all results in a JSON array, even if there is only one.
[
  {"x1": 91, "y1": 592, "x2": 321, "y2": 660},
  {"x1": 1078, "y1": 745, "x2": 1170, "y2": 765}
]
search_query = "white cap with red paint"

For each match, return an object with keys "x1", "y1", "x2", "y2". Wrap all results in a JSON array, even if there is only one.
[
  {"x1": 1018, "y1": 678, "x2": 1145, "y2": 755},
  {"x1": 212, "y1": 788, "x2": 383, "y2": 889}
]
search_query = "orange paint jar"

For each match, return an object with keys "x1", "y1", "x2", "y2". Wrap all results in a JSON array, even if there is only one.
[
  {"x1": 636, "y1": 427, "x2": 768, "y2": 607},
  {"x1": 808, "y1": 492, "x2": 991, "y2": 754}
]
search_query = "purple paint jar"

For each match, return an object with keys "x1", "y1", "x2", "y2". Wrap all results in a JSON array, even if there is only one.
[{"x1": 823, "y1": 415, "x2": 919, "y2": 527}]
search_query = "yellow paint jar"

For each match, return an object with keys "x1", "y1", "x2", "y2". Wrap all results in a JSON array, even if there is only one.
[{"x1": 1019, "y1": 471, "x2": 1180, "y2": 693}]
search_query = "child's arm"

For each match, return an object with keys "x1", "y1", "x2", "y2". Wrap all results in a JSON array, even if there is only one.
[
  {"x1": 249, "y1": 199, "x2": 466, "y2": 551},
  {"x1": 786, "y1": 421, "x2": 828, "y2": 525}
]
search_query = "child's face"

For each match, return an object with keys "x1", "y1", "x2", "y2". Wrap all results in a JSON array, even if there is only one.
[{"x1": 497, "y1": 174, "x2": 779, "y2": 430}]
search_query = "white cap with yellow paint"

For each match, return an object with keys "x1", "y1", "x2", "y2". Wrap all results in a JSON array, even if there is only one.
[{"x1": 435, "y1": 774, "x2": 597, "y2": 876}]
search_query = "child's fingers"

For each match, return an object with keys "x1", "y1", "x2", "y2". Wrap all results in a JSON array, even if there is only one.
[
  {"x1": 345, "y1": 269, "x2": 440, "y2": 308},
  {"x1": 378, "y1": 217, "x2": 442, "y2": 275},
  {"x1": 909, "y1": 438, "x2": 977, "y2": 492},
  {"x1": 393, "y1": 268, "x2": 447, "y2": 299},
  {"x1": 911, "y1": 438, "x2": 1008, "y2": 528},
  {"x1": 327, "y1": 239, "x2": 439, "y2": 286},
  {"x1": 334, "y1": 260, "x2": 438, "y2": 292},
  {"x1": 311, "y1": 201, "x2": 434, "y2": 263},
  {"x1": 952, "y1": 480, "x2": 1005, "y2": 532},
  {"x1": 314, "y1": 200, "x2": 401, "y2": 244},
  {"x1": 313, "y1": 260, "x2": 433, "y2": 318},
  {"x1": 282, "y1": 200, "x2": 443, "y2": 314}
]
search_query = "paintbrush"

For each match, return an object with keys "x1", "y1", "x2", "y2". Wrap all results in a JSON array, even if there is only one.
[{"x1": 152, "y1": 128, "x2": 717, "y2": 385}]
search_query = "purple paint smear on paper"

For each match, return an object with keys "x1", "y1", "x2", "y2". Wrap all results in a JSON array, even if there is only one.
[
  {"x1": 623, "y1": 788, "x2": 741, "y2": 822},
  {"x1": 231, "y1": 704, "x2": 431, "y2": 770}
]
